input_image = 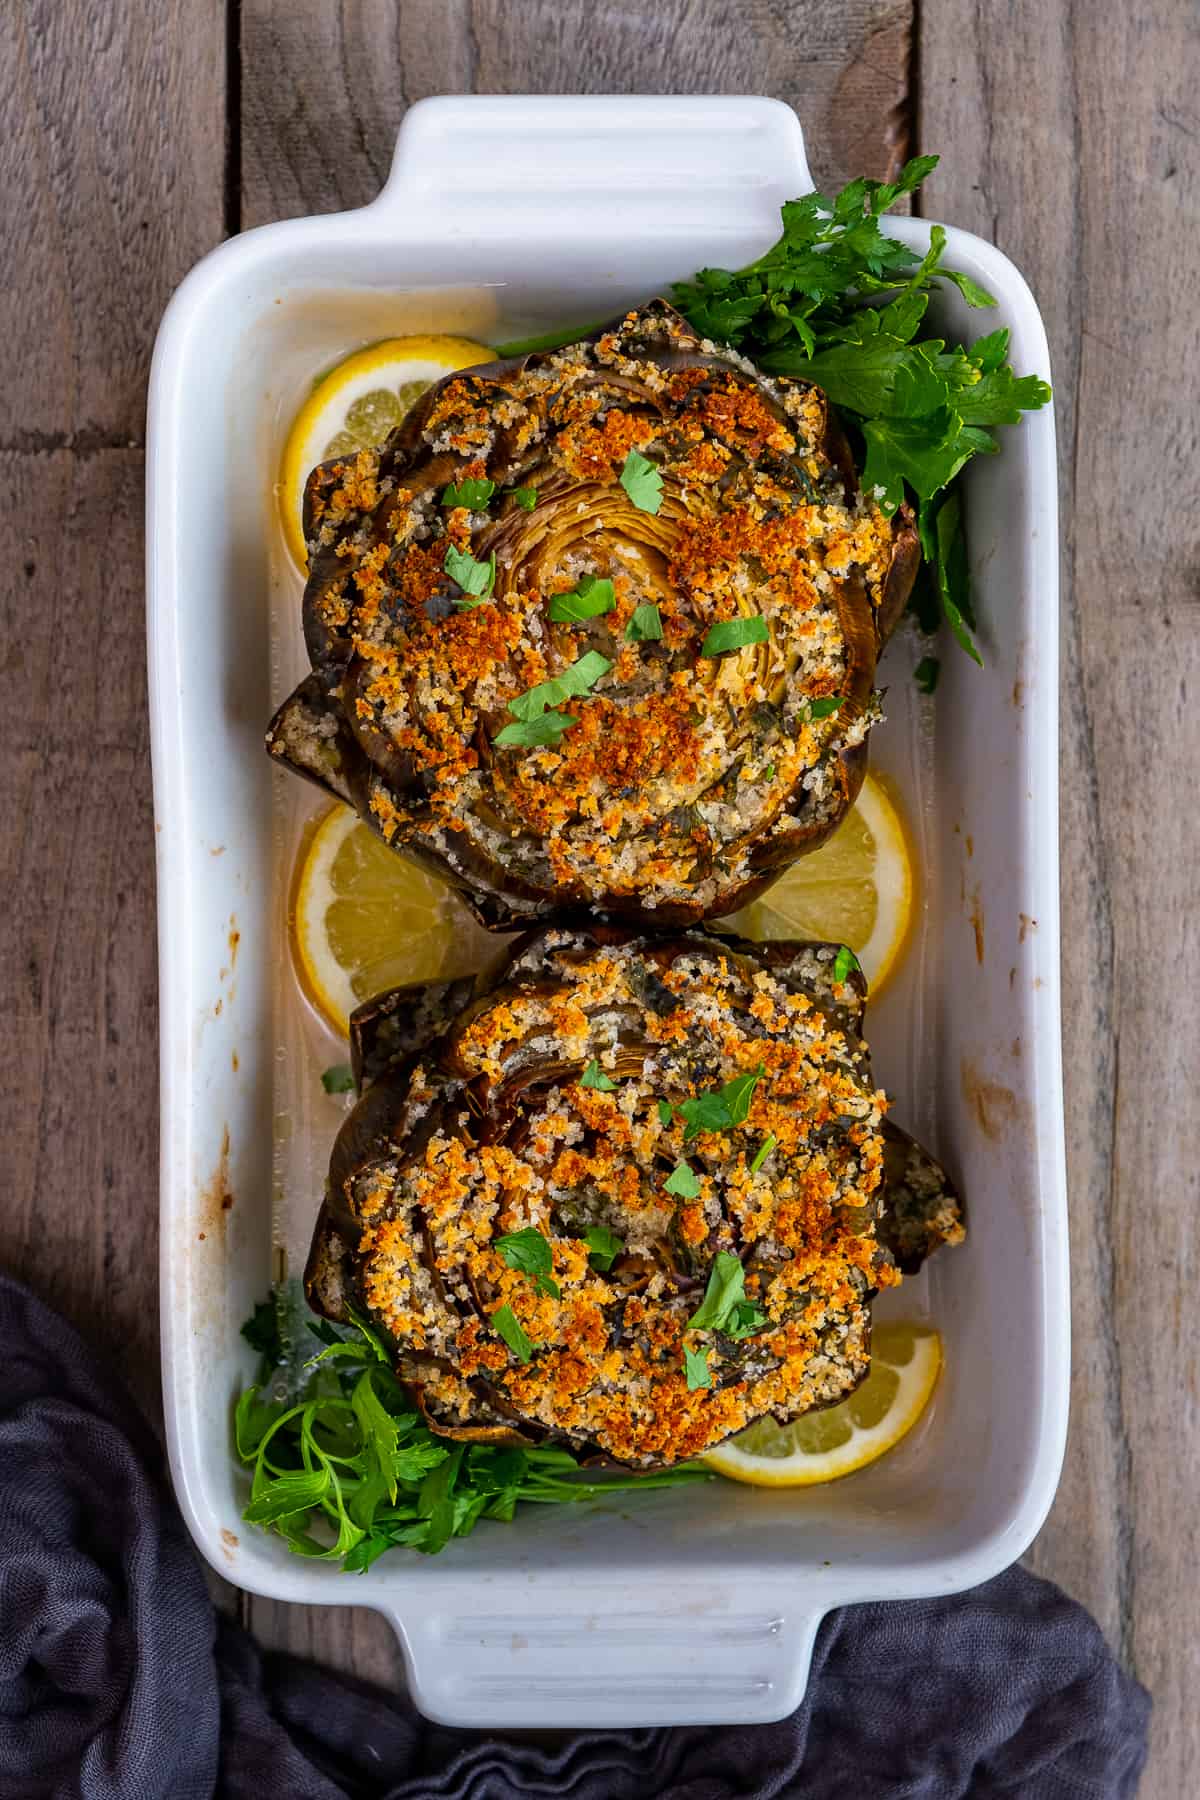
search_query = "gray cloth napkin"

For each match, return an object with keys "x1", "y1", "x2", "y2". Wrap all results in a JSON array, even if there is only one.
[{"x1": 0, "y1": 1272, "x2": 1150, "y2": 1799}]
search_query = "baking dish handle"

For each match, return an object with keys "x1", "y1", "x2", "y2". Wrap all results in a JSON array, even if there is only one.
[
  {"x1": 370, "y1": 94, "x2": 813, "y2": 234},
  {"x1": 379, "y1": 1585, "x2": 826, "y2": 1729}
]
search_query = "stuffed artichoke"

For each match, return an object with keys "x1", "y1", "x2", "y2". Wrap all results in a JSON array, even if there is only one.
[
  {"x1": 306, "y1": 926, "x2": 963, "y2": 1470},
  {"x1": 268, "y1": 302, "x2": 919, "y2": 927}
]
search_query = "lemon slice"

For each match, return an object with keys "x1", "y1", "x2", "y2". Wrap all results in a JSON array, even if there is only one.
[
  {"x1": 278, "y1": 334, "x2": 492, "y2": 570},
  {"x1": 719, "y1": 771, "x2": 915, "y2": 996},
  {"x1": 290, "y1": 804, "x2": 511, "y2": 1037},
  {"x1": 702, "y1": 1322, "x2": 941, "y2": 1487}
]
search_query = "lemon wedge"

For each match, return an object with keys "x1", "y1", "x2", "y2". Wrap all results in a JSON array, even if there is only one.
[
  {"x1": 277, "y1": 334, "x2": 492, "y2": 571},
  {"x1": 702, "y1": 1322, "x2": 941, "y2": 1487},
  {"x1": 719, "y1": 771, "x2": 915, "y2": 996},
  {"x1": 290, "y1": 804, "x2": 511, "y2": 1037}
]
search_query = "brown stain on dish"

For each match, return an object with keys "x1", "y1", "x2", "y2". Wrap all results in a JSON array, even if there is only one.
[
  {"x1": 214, "y1": 998, "x2": 223, "y2": 1016},
  {"x1": 228, "y1": 916, "x2": 240, "y2": 969},
  {"x1": 198, "y1": 1126, "x2": 234, "y2": 1242},
  {"x1": 220, "y1": 1528, "x2": 239, "y2": 1559},
  {"x1": 1012, "y1": 677, "x2": 1024, "y2": 709},
  {"x1": 961, "y1": 1060, "x2": 1018, "y2": 1141},
  {"x1": 210, "y1": 845, "x2": 226, "y2": 857},
  {"x1": 1019, "y1": 913, "x2": 1037, "y2": 943},
  {"x1": 231, "y1": 1049, "x2": 239, "y2": 1073},
  {"x1": 965, "y1": 835, "x2": 974, "y2": 859},
  {"x1": 967, "y1": 887, "x2": 985, "y2": 964}
]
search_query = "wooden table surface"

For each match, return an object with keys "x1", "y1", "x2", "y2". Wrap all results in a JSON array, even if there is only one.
[{"x1": 3, "y1": 2, "x2": 1196, "y2": 1790}]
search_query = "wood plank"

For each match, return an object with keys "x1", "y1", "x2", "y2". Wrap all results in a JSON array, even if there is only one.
[
  {"x1": 0, "y1": 0, "x2": 231, "y2": 1589},
  {"x1": 0, "y1": 1, "x2": 225, "y2": 443},
  {"x1": 237, "y1": 0, "x2": 915, "y2": 1677},
  {"x1": 920, "y1": 2, "x2": 1200, "y2": 1790},
  {"x1": 240, "y1": 0, "x2": 914, "y2": 228}
]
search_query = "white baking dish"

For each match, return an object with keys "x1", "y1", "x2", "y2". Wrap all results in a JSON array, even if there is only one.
[{"x1": 147, "y1": 95, "x2": 1066, "y2": 1728}]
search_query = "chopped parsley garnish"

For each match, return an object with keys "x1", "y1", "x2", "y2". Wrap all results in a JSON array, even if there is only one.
[
  {"x1": 805, "y1": 694, "x2": 844, "y2": 720},
  {"x1": 495, "y1": 1230, "x2": 561, "y2": 1299},
  {"x1": 619, "y1": 448, "x2": 663, "y2": 515},
  {"x1": 510, "y1": 485, "x2": 538, "y2": 510},
  {"x1": 664, "y1": 1160, "x2": 702, "y2": 1199},
  {"x1": 700, "y1": 615, "x2": 769, "y2": 657},
  {"x1": 626, "y1": 603, "x2": 664, "y2": 642},
  {"x1": 656, "y1": 1099, "x2": 674, "y2": 1127},
  {"x1": 442, "y1": 477, "x2": 495, "y2": 510},
  {"x1": 914, "y1": 655, "x2": 941, "y2": 694},
  {"x1": 491, "y1": 1304, "x2": 536, "y2": 1364},
  {"x1": 495, "y1": 1227, "x2": 554, "y2": 1275},
  {"x1": 443, "y1": 543, "x2": 496, "y2": 607},
  {"x1": 832, "y1": 945, "x2": 861, "y2": 983},
  {"x1": 749, "y1": 1133, "x2": 777, "y2": 1175},
  {"x1": 583, "y1": 1225, "x2": 624, "y2": 1272},
  {"x1": 320, "y1": 1063, "x2": 355, "y2": 1095},
  {"x1": 580, "y1": 1058, "x2": 617, "y2": 1091},
  {"x1": 491, "y1": 712, "x2": 577, "y2": 749},
  {"x1": 687, "y1": 1252, "x2": 748, "y2": 1332},
  {"x1": 676, "y1": 1065, "x2": 765, "y2": 1141},
  {"x1": 548, "y1": 574, "x2": 615, "y2": 622},
  {"x1": 725, "y1": 1300, "x2": 771, "y2": 1341},
  {"x1": 684, "y1": 1346, "x2": 712, "y2": 1390},
  {"x1": 493, "y1": 651, "x2": 612, "y2": 748},
  {"x1": 762, "y1": 763, "x2": 776, "y2": 782}
]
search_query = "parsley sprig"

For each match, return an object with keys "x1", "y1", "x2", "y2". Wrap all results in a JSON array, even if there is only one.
[
  {"x1": 670, "y1": 159, "x2": 1050, "y2": 664},
  {"x1": 493, "y1": 156, "x2": 1049, "y2": 672},
  {"x1": 236, "y1": 1285, "x2": 709, "y2": 1568}
]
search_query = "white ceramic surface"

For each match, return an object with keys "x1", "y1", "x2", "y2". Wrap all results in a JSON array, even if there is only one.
[{"x1": 146, "y1": 94, "x2": 1066, "y2": 1728}]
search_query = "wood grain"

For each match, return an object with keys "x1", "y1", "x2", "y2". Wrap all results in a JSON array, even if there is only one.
[
  {"x1": 0, "y1": 0, "x2": 231, "y2": 1568},
  {"x1": 921, "y1": 1, "x2": 1200, "y2": 1790},
  {"x1": 239, "y1": 0, "x2": 914, "y2": 228}
]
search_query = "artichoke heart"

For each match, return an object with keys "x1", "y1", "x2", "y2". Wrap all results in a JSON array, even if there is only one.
[
  {"x1": 306, "y1": 926, "x2": 963, "y2": 1470},
  {"x1": 268, "y1": 301, "x2": 920, "y2": 927}
]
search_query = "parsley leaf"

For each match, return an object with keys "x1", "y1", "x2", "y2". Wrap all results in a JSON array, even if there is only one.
[
  {"x1": 932, "y1": 491, "x2": 982, "y2": 665},
  {"x1": 626, "y1": 603, "x2": 664, "y2": 642},
  {"x1": 619, "y1": 449, "x2": 663, "y2": 514},
  {"x1": 505, "y1": 651, "x2": 613, "y2": 722},
  {"x1": 583, "y1": 1225, "x2": 624, "y2": 1272},
  {"x1": 533, "y1": 1273, "x2": 561, "y2": 1299},
  {"x1": 492, "y1": 1305, "x2": 536, "y2": 1364},
  {"x1": 804, "y1": 694, "x2": 843, "y2": 720},
  {"x1": 321, "y1": 1063, "x2": 355, "y2": 1095},
  {"x1": 684, "y1": 1346, "x2": 712, "y2": 1390},
  {"x1": 664, "y1": 1160, "x2": 702, "y2": 1198},
  {"x1": 494, "y1": 1227, "x2": 554, "y2": 1276},
  {"x1": 832, "y1": 945, "x2": 861, "y2": 983},
  {"x1": 493, "y1": 651, "x2": 612, "y2": 749},
  {"x1": 687, "y1": 1252, "x2": 748, "y2": 1332},
  {"x1": 701, "y1": 615, "x2": 769, "y2": 657},
  {"x1": 548, "y1": 575, "x2": 615, "y2": 622},
  {"x1": 725, "y1": 1300, "x2": 771, "y2": 1341},
  {"x1": 749, "y1": 1133, "x2": 777, "y2": 1175},
  {"x1": 580, "y1": 1058, "x2": 617, "y2": 1091},
  {"x1": 492, "y1": 711, "x2": 579, "y2": 749},
  {"x1": 510, "y1": 485, "x2": 538, "y2": 510},
  {"x1": 443, "y1": 544, "x2": 496, "y2": 607},
  {"x1": 656, "y1": 1099, "x2": 674, "y2": 1127},
  {"x1": 914, "y1": 655, "x2": 940, "y2": 694},
  {"x1": 442, "y1": 477, "x2": 496, "y2": 509},
  {"x1": 677, "y1": 1065, "x2": 765, "y2": 1141}
]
